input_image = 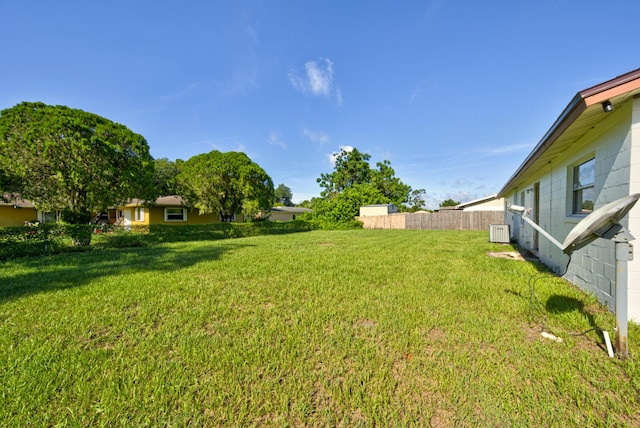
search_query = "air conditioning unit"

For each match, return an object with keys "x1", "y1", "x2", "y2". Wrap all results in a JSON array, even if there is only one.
[{"x1": 489, "y1": 224, "x2": 510, "y2": 243}]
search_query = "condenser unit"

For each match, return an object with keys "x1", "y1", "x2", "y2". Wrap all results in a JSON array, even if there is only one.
[{"x1": 489, "y1": 224, "x2": 510, "y2": 243}]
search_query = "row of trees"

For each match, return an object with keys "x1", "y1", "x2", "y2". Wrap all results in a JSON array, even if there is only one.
[
  {"x1": 0, "y1": 102, "x2": 430, "y2": 240},
  {"x1": 300, "y1": 148, "x2": 426, "y2": 227},
  {"x1": 0, "y1": 102, "x2": 275, "y2": 244}
]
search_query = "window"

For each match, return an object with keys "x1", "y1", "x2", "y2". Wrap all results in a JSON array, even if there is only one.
[
  {"x1": 135, "y1": 207, "x2": 145, "y2": 222},
  {"x1": 164, "y1": 207, "x2": 187, "y2": 222},
  {"x1": 220, "y1": 213, "x2": 236, "y2": 222},
  {"x1": 39, "y1": 211, "x2": 60, "y2": 223},
  {"x1": 572, "y1": 158, "x2": 595, "y2": 214}
]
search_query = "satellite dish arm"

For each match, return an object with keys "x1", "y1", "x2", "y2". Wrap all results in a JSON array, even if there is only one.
[{"x1": 508, "y1": 205, "x2": 564, "y2": 251}]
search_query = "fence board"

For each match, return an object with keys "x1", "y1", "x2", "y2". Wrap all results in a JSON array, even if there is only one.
[{"x1": 359, "y1": 211, "x2": 504, "y2": 231}]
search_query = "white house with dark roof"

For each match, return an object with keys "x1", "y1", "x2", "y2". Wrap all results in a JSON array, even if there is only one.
[
  {"x1": 456, "y1": 194, "x2": 504, "y2": 212},
  {"x1": 269, "y1": 206, "x2": 312, "y2": 221},
  {"x1": 498, "y1": 68, "x2": 640, "y2": 321}
]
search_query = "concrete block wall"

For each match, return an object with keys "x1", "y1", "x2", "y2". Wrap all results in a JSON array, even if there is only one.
[{"x1": 506, "y1": 98, "x2": 640, "y2": 321}]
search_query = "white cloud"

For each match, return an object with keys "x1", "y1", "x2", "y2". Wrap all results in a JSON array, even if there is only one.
[
  {"x1": 306, "y1": 59, "x2": 333, "y2": 95},
  {"x1": 303, "y1": 128, "x2": 331, "y2": 145},
  {"x1": 267, "y1": 131, "x2": 286, "y2": 149},
  {"x1": 289, "y1": 58, "x2": 341, "y2": 103},
  {"x1": 336, "y1": 88, "x2": 343, "y2": 106},
  {"x1": 288, "y1": 73, "x2": 306, "y2": 93},
  {"x1": 486, "y1": 142, "x2": 534, "y2": 155},
  {"x1": 425, "y1": 190, "x2": 476, "y2": 210},
  {"x1": 208, "y1": 137, "x2": 245, "y2": 153},
  {"x1": 409, "y1": 77, "x2": 438, "y2": 103},
  {"x1": 328, "y1": 145, "x2": 354, "y2": 165}
]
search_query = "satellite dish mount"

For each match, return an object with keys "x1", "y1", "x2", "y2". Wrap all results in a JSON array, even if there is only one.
[{"x1": 508, "y1": 193, "x2": 640, "y2": 358}]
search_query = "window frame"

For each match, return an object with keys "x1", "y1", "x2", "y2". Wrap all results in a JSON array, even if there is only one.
[
  {"x1": 134, "y1": 207, "x2": 145, "y2": 222},
  {"x1": 164, "y1": 207, "x2": 187, "y2": 222},
  {"x1": 571, "y1": 157, "x2": 595, "y2": 215},
  {"x1": 38, "y1": 210, "x2": 60, "y2": 224}
]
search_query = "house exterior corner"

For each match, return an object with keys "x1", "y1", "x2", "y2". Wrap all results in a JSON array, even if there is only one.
[{"x1": 499, "y1": 69, "x2": 640, "y2": 322}]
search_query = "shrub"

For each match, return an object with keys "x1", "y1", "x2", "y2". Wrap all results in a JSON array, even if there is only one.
[
  {"x1": 0, "y1": 220, "x2": 316, "y2": 259},
  {"x1": 0, "y1": 223, "x2": 64, "y2": 260}
]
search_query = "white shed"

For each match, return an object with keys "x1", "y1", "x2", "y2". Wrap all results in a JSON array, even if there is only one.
[{"x1": 359, "y1": 204, "x2": 398, "y2": 217}]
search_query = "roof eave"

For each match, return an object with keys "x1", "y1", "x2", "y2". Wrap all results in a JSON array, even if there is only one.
[
  {"x1": 498, "y1": 94, "x2": 586, "y2": 197},
  {"x1": 498, "y1": 67, "x2": 640, "y2": 198}
]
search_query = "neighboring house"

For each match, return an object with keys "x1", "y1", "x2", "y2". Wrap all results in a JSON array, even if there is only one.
[
  {"x1": 111, "y1": 195, "x2": 244, "y2": 227},
  {"x1": 498, "y1": 67, "x2": 640, "y2": 322},
  {"x1": 0, "y1": 195, "x2": 64, "y2": 226},
  {"x1": 456, "y1": 194, "x2": 504, "y2": 212},
  {"x1": 269, "y1": 206, "x2": 312, "y2": 221},
  {"x1": 359, "y1": 204, "x2": 398, "y2": 217},
  {"x1": 0, "y1": 197, "x2": 38, "y2": 226},
  {"x1": 0, "y1": 194, "x2": 219, "y2": 228}
]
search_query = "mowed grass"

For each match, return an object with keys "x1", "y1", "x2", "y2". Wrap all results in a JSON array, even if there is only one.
[{"x1": 1, "y1": 230, "x2": 639, "y2": 427}]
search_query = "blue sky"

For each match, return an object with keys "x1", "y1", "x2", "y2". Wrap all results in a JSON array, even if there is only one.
[{"x1": 1, "y1": 1, "x2": 639, "y2": 208}]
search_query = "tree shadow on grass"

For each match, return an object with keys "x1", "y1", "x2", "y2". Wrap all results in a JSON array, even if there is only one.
[
  {"x1": 545, "y1": 294, "x2": 600, "y2": 331},
  {"x1": 0, "y1": 241, "x2": 251, "y2": 303},
  {"x1": 546, "y1": 294, "x2": 612, "y2": 353}
]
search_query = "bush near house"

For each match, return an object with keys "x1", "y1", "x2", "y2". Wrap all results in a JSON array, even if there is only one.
[
  {"x1": 0, "y1": 224, "x2": 64, "y2": 260},
  {"x1": 0, "y1": 221, "x2": 318, "y2": 260}
]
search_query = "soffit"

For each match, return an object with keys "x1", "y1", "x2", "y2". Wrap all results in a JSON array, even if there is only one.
[{"x1": 499, "y1": 71, "x2": 640, "y2": 196}]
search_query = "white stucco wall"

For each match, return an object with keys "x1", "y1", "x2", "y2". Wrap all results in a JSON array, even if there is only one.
[
  {"x1": 505, "y1": 99, "x2": 640, "y2": 321},
  {"x1": 626, "y1": 96, "x2": 640, "y2": 322}
]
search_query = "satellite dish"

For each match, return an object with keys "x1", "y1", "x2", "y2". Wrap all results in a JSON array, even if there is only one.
[
  {"x1": 507, "y1": 193, "x2": 640, "y2": 358},
  {"x1": 561, "y1": 193, "x2": 640, "y2": 254}
]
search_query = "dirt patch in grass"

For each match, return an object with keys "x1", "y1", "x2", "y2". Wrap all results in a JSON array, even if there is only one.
[
  {"x1": 353, "y1": 318, "x2": 377, "y2": 329},
  {"x1": 487, "y1": 247, "x2": 538, "y2": 262},
  {"x1": 487, "y1": 251, "x2": 530, "y2": 261},
  {"x1": 523, "y1": 322, "x2": 609, "y2": 355}
]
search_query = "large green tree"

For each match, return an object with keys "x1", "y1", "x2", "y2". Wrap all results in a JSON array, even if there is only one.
[
  {"x1": 176, "y1": 150, "x2": 274, "y2": 221},
  {"x1": 0, "y1": 102, "x2": 157, "y2": 242},
  {"x1": 311, "y1": 183, "x2": 388, "y2": 226},
  {"x1": 274, "y1": 183, "x2": 294, "y2": 206},
  {"x1": 154, "y1": 157, "x2": 182, "y2": 196},
  {"x1": 407, "y1": 188, "x2": 427, "y2": 212},
  {"x1": 317, "y1": 148, "x2": 372, "y2": 197},
  {"x1": 440, "y1": 198, "x2": 460, "y2": 208},
  {"x1": 309, "y1": 147, "x2": 418, "y2": 227},
  {"x1": 370, "y1": 160, "x2": 411, "y2": 208}
]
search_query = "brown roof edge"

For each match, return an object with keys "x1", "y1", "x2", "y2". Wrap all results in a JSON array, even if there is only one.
[
  {"x1": 498, "y1": 67, "x2": 640, "y2": 198},
  {"x1": 0, "y1": 194, "x2": 35, "y2": 208},
  {"x1": 498, "y1": 93, "x2": 586, "y2": 197},
  {"x1": 580, "y1": 67, "x2": 640, "y2": 102}
]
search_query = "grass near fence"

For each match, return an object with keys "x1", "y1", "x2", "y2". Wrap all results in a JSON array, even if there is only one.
[{"x1": 1, "y1": 230, "x2": 639, "y2": 426}]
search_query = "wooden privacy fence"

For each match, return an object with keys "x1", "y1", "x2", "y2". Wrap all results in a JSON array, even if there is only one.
[{"x1": 358, "y1": 211, "x2": 504, "y2": 231}]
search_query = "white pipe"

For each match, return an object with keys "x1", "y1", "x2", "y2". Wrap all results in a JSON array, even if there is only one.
[
  {"x1": 603, "y1": 330, "x2": 615, "y2": 358},
  {"x1": 517, "y1": 211, "x2": 565, "y2": 251}
]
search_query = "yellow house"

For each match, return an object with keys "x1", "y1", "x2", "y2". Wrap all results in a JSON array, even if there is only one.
[
  {"x1": 0, "y1": 197, "x2": 38, "y2": 226},
  {"x1": 112, "y1": 195, "x2": 244, "y2": 227},
  {"x1": 1, "y1": 194, "x2": 247, "y2": 228}
]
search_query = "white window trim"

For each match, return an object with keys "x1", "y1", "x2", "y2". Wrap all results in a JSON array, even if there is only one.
[
  {"x1": 164, "y1": 207, "x2": 187, "y2": 222},
  {"x1": 570, "y1": 156, "x2": 595, "y2": 216},
  {"x1": 135, "y1": 207, "x2": 145, "y2": 222},
  {"x1": 37, "y1": 210, "x2": 60, "y2": 223}
]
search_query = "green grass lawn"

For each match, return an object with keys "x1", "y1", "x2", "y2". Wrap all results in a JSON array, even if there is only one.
[{"x1": 1, "y1": 230, "x2": 639, "y2": 426}]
